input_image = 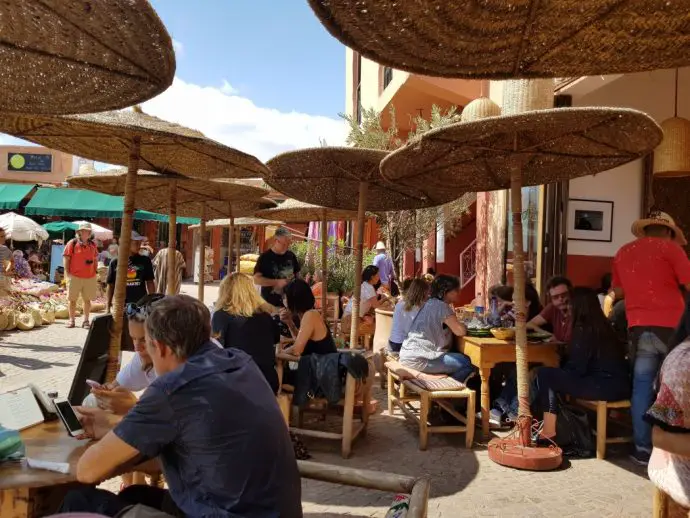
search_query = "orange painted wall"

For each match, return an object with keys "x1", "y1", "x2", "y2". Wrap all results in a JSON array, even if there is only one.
[{"x1": 566, "y1": 254, "x2": 612, "y2": 289}]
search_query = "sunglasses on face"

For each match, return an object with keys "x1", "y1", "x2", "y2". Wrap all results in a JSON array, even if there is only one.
[{"x1": 125, "y1": 296, "x2": 165, "y2": 318}]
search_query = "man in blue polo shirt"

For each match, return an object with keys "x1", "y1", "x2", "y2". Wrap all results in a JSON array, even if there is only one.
[{"x1": 59, "y1": 295, "x2": 302, "y2": 517}]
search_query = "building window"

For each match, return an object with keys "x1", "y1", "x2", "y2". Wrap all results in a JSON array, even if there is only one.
[{"x1": 383, "y1": 67, "x2": 393, "y2": 90}]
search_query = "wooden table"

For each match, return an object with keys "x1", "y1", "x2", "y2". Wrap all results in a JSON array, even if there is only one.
[
  {"x1": 0, "y1": 421, "x2": 88, "y2": 518},
  {"x1": 458, "y1": 336, "x2": 560, "y2": 439}
]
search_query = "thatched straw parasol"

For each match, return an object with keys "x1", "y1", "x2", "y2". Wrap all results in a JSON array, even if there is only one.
[
  {"x1": 307, "y1": 0, "x2": 690, "y2": 79},
  {"x1": 265, "y1": 147, "x2": 455, "y2": 347},
  {"x1": 381, "y1": 106, "x2": 662, "y2": 469},
  {"x1": 0, "y1": 0, "x2": 175, "y2": 114},
  {"x1": 256, "y1": 199, "x2": 357, "y2": 317},
  {"x1": 0, "y1": 107, "x2": 270, "y2": 383},
  {"x1": 190, "y1": 217, "x2": 284, "y2": 229},
  {"x1": 68, "y1": 170, "x2": 272, "y2": 303}
]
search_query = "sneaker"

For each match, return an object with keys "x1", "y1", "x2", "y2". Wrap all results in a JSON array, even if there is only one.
[
  {"x1": 489, "y1": 409, "x2": 503, "y2": 428},
  {"x1": 629, "y1": 449, "x2": 651, "y2": 466}
]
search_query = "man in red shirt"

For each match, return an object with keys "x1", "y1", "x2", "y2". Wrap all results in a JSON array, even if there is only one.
[
  {"x1": 63, "y1": 223, "x2": 99, "y2": 329},
  {"x1": 606, "y1": 211, "x2": 690, "y2": 465},
  {"x1": 528, "y1": 276, "x2": 573, "y2": 343}
]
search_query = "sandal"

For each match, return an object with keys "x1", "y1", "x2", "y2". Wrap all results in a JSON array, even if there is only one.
[
  {"x1": 82, "y1": 320, "x2": 90, "y2": 329},
  {"x1": 66, "y1": 320, "x2": 76, "y2": 328}
]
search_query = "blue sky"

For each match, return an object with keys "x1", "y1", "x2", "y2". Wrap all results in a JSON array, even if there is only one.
[
  {"x1": 2, "y1": 2, "x2": 350, "y2": 162},
  {"x1": 151, "y1": 0, "x2": 345, "y2": 118}
]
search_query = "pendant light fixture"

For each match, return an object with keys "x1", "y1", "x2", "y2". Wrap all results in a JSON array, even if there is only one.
[{"x1": 653, "y1": 69, "x2": 690, "y2": 177}]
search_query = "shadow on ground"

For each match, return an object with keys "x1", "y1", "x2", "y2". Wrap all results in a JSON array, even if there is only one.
[
  {"x1": 1, "y1": 342, "x2": 82, "y2": 354},
  {"x1": 0, "y1": 354, "x2": 70, "y2": 371}
]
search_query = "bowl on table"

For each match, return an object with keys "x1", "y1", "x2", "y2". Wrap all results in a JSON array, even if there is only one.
[{"x1": 490, "y1": 327, "x2": 515, "y2": 341}]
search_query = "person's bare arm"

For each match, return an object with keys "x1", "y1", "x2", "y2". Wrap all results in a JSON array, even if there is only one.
[
  {"x1": 77, "y1": 431, "x2": 143, "y2": 484},
  {"x1": 526, "y1": 314, "x2": 553, "y2": 335},
  {"x1": 63, "y1": 256, "x2": 70, "y2": 277},
  {"x1": 284, "y1": 311, "x2": 319, "y2": 356},
  {"x1": 444, "y1": 314, "x2": 467, "y2": 337},
  {"x1": 253, "y1": 273, "x2": 286, "y2": 289},
  {"x1": 652, "y1": 426, "x2": 690, "y2": 458},
  {"x1": 146, "y1": 280, "x2": 155, "y2": 294}
]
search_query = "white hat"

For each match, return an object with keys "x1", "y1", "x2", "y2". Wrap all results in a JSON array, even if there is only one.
[
  {"x1": 131, "y1": 230, "x2": 146, "y2": 241},
  {"x1": 375, "y1": 241, "x2": 386, "y2": 251},
  {"x1": 77, "y1": 222, "x2": 92, "y2": 232},
  {"x1": 631, "y1": 210, "x2": 687, "y2": 246}
]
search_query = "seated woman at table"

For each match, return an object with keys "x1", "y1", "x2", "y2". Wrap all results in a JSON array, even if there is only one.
[
  {"x1": 342, "y1": 265, "x2": 384, "y2": 334},
  {"x1": 212, "y1": 272, "x2": 280, "y2": 394},
  {"x1": 534, "y1": 287, "x2": 630, "y2": 441},
  {"x1": 490, "y1": 282, "x2": 543, "y2": 325},
  {"x1": 91, "y1": 294, "x2": 166, "y2": 415},
  {"x1": 645, "y1": 333, "x2": 690, "y2": 508},
  {"x1": 280, "y1": 279, "x2": 337, "y2": 385},
  {"x1": 399, "y1": 275, "x2": 475, "y2": 383},
  {"x1": 388, "y1": 278, "x2": 429, "y2": 353}
]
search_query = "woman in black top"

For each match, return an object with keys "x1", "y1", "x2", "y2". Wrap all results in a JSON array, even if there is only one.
[
  {"x1": 534, "y1": 287, "x2": 630, "y2": 440},
  {"x1": 212, "y1": 272, "x2": 280, "y2": 393},
  {"x1": 282, "y1": 279, "x2": 337, "y2": 357}
]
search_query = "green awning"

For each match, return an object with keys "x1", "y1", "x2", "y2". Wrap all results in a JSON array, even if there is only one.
[
  {"x1": 42, "y1": 220, "x2": 78, "y2": 239},
  {"x1": 25, "y1": 188, "x2": 199, "y2": 224},
  {"x1": 0, "y1": 183, "x2": 35, "y2": 210}
]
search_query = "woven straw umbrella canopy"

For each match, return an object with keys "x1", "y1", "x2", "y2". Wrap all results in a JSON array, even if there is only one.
[
  {"x1": 381, "y1": 107, "x2": 661, "y2": 465},
  {"x1": 190, "y1": 217, "x2": 284, "y2": 229},
  {"x1": 256, "y1": 199, "x2": 357, "y2": 314},
  {"x1": 265, "y1": 147, "x2": 453, "y2": 347},
  {"x1": 0, "y1": 0, "x2": 175, "y2": 114},
  {"x1": 0, "y1": 108, "x2": 268, "y2": 382},
  {"x1": 308, "y1": 0, "x2": 690, "y2": 79},
  {"x1": 68, "y1": 170, "x2": 271, "y2": 303}
]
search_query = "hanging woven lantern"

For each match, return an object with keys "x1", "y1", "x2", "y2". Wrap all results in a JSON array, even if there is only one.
[
  {"x1": 461, "y1": 97, "x2": 501, "y2": 122},
  {"x1": 653, "y1": 117, "x2": 690, "y2": 177}
]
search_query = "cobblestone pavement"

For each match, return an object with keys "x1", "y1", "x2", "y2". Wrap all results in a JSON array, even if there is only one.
[{"x1": 0, "y1": 283, "x2": 653, "y2": 517}]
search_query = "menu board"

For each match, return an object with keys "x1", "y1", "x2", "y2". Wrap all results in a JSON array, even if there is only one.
[{"x1": 0, "y1": 387, "x2": 44, "y2": 430}]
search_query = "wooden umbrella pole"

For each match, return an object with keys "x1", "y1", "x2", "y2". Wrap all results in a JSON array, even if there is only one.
[
  {"x1": 510, "y1": 158, "x2": 531, "y2": 445},
  {"x1": 106, "y1": 136, "x2": 140, "y2": 382},
  {"x1": 227, "y1": 204, "x2": 234, "y2": 275},
  {"x1": 321, "y1": 213, "x2": 328, "y2": 318},
  {"x1": 197, "y1": 204, "x2": 206, "y2": 302},
  {"x1": 166, "y1": 182, "x2": 177, "y2": 295},
  {"x1": 349, "y1": 182, "x2": 368, "y2": 347},
  {"x1": 235, "y1": 224, "x2": 241, "y2": 273}
]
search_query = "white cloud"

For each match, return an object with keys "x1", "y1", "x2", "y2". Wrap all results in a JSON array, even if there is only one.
[
  {"x1": 142, "y1": 77, "x2": 347, "y2": 162},
  {"x1": 220, "y1": 79, "x2": 238, "y2": 96},
  {"x1": 172, "y1": 39, "x2": 184, "y2": 56}
]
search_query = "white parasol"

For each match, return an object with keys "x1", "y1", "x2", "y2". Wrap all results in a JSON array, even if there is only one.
[
  {"x1": 0, "y1": 212, "x2": 49, "y2": 242},
  {"x1": 73, "y1": 220, "x2": 113, "y2": 241}
]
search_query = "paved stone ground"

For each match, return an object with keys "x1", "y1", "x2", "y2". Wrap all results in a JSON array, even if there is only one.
[{"x1": 0, "y1": 282, "x2": 653, "y2": 517}]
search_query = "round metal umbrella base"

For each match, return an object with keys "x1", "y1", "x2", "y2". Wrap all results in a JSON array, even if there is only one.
[{"x1": 488, "y1": 437, "x2": 563, "y2": 471}]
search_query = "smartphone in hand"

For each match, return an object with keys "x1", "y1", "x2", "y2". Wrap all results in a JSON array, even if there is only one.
[
  {"x1": 53, "y1": 399, "x2": 85, "y2": 437},
  {"x1": 85, "y1": 379, "x2": 104, "y2": 390}
]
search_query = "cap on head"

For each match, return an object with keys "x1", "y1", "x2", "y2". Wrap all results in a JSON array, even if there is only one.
[{"x1": 77, "y1": 222, "x2": 92, "y2": 232}]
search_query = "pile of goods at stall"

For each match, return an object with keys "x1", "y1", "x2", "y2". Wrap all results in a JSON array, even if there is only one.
[{"x1": 0, "y1": 279, "x2": 106, "y2": 331}]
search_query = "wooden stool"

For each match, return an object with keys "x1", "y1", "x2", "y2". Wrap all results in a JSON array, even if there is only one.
[
  {"x1": 387, "y1": 361, "x2": 475, "y2": 450},
  {"x1": 653, "y1": 486, "x2": 690, "y2": 518},
  {"x1": 574, "y1": 399, "x2": 632, "y2": 460}
]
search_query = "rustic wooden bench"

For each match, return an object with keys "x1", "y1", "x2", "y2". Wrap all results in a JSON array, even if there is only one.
[
  {"x1": 386, "y1": 361, "x2": 475, "y2": 450},
  {"x1": 574, "y1": 398, "x2": 632, "y2": 460}
]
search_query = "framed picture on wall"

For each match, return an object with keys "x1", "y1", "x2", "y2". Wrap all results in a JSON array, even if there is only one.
[{"x1": 567, "y1": 199, "x2": 614, "y2": 242}]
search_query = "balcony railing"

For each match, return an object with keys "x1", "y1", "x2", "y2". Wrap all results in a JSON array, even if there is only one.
[{"x1": 459, "y1": 239, "x2": 477, "y2": 289}]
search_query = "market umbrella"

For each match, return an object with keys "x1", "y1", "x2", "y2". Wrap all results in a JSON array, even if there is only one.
[
  {"x1": 73, "y1": 221, "x2": 113, "y2": 241},
  {"x1": 0, "y1": 107, "x2": 272, "y2": 383},
  {"x1": 265, "y1": 147, "x2": 457, "y2": 346},
  {"x1": 0, "y1": 212, "x2": 49, "y2": 242},
  {"x1": 256, "y1": 199, "x2": 357, "y2": 316},
  {"x1": 68, "y1": 170, "x2": 272, "y2": 302},
  {"x1": 307, "y1": 0, "x2": 690, "y2": 79},
  {"x1": 42, "y1": 221, "x2": 77, "y2": 240},
  {"x1": 380, "y1": 106, "x2": 662, "y2": 468},
  {"x1": 0, "y1": 0, "x2": 175, "y2": 114}
]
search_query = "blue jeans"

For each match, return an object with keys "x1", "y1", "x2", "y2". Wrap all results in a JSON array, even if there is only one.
[
  {"x1": 632, "y1": 331, "x2": 668, "y2": 453},
  {"x1": 423, "y1": 352, "x2": 475, "y2": 382}
]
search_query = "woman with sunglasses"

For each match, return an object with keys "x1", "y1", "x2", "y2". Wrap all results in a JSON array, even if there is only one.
[{"x1": 91, "y1": 293, "x2": 165, "y2": 415}]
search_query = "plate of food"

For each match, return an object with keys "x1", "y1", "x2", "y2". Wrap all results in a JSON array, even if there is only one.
[{"x1": 527, "y1": 331, "x2": 552, "y2": 342}]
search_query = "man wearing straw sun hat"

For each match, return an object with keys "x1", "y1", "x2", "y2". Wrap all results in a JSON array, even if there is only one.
[
  {"x1": 605, "y1": 210, "x2": 690, "y2": 466},
  {"x1": 63, "y1": 222, "x2": 99, "y2": 329}
]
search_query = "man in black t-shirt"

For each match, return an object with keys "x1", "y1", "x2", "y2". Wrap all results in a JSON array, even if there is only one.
[
  {"x1": 253, "y1": 227, "x2": 300, "y2": 308},
  {"x1": 106, "y1": 231, "x2": 155, "y2": 312}
]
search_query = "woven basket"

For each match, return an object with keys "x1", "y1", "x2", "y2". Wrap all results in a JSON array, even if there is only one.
[
  {"x1": 653, "y1": 117, "x2": 690, "y2": 177},
  {"x1": 461, "y1": 97, "x2": 501, "y2": 122},
  {"x1": 16, "y1": 312, "x2": 35, "y2": 331},
  {"x1": 491, "y1": 328, "x2": 516, "y2": 341},
  {"x1": 502, "y1": 79, "x2": 554, "y2": 115}
]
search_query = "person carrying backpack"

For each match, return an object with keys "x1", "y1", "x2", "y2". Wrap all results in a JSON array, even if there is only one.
[{"x1": 63, "y1": 222, "x2": 98, "y2": 329}]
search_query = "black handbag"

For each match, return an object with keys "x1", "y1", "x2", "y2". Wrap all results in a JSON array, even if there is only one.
[{"x1": 555, "y1": 400, "x2": 595, "y2": 458}]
